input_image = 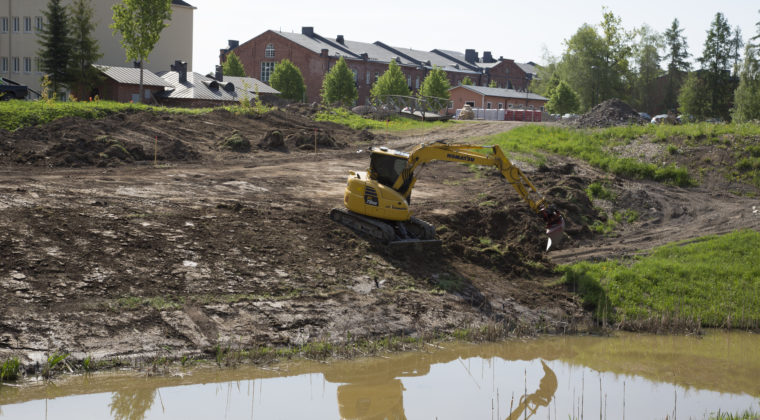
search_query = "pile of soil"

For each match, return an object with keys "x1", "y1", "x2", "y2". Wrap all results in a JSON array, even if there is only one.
[
  {"x1": 575, "y1": 99, "x2": 645, "y2": 128},
  {"x1": 0, "y1": 107, "x2": 361, "y2": 167}
]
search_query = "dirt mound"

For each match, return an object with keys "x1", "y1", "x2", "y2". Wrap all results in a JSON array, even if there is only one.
[
  {"x1": 575, "y1": 99, "x2": 645, "y2": 128},
  {"x1": 217, "y1": 131, "x2": 251, "y2": 152}
]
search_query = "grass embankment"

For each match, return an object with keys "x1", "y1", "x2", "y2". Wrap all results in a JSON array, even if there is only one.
[
  {"x1": 561, "y1": 230, "x2": 760, "y2": 329},
  {"x1": 488, "y1": 123, "x2": 760, "y2": 188},
  {"x1": 315, "y1": 106, "x2": 453, "y2": 131},
  {"x1": 0, "y1": 100, "x2": 270, "y2": 131}
]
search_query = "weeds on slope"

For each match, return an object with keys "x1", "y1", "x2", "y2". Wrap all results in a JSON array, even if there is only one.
[{"x1": 559, "y1": 230, "x2": 760, "y2": 330}]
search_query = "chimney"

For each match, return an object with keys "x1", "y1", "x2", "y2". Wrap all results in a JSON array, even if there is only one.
[
  {"x1": 336, "y1": 35, "x2": 344, "y2": 44},
  {"x1": 228, "y1": 40, "x2": 239, "y2": 50},
  {"x1": 320, "y1": 48, "x2": 328, "y2": 57},
  {"x1": 171, "y1": 60, "x2": 188, "y2": 83},
  {"x1": 483, "y1": 51, "x2": 494, "y2": 63},
  {"x1": 464, "y1": 49, "x2": 478, "y2": 64},
  {"x1": 360, "y1": 52, "x2": 369, "y2": 60},
  {"x1": 215, "y1": 65, "x2": 223, "y2": 82},
  {"x1": 302, "y1": 26, "x2": 314, "y2": 37}
]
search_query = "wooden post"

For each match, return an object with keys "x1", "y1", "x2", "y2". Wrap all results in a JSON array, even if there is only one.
[
  {"x1": 314, "y1": 128, "x2": 317, "y2": 155},
  {"x1": 154, "y1": 136, "x2": 158, "y2": 165}
]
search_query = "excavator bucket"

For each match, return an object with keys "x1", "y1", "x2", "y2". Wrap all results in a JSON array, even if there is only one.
[{"x1": 545, "y1": 218, "x2": 565, "y2": 251}]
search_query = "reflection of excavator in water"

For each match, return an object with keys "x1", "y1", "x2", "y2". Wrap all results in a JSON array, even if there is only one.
[
  {"x1": 330, "y1": 141, "x2": 565, "y2": 251},
  {"x1": 506, "y1": 360, "x2": 558, "y2": 420}
]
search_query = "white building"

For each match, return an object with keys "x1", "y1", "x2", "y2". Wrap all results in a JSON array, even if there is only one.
[{"x1": 0, "y1": 0, "x2": 194, "y2": 94}]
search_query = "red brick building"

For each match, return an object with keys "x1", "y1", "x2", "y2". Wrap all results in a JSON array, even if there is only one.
[
  {"x1": 92, "y1": 65, "x2": 172, "y2": 103},
  {"x1": 449, "y1": 85, "x2": 548, "y2": 116},
  {"x1": 220, "y1": 27, "x2": 537, "y2": 105}
]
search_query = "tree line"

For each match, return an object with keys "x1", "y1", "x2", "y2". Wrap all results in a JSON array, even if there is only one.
[{"x1": 531, "y1": 9, "x2": 760, "y2": 122}]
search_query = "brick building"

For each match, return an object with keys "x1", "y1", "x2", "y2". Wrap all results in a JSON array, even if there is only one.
[
  {"x1": 449, "y1": 85, "x2": 548, "y2": 117},
  {"x1": 220, "y1": 27, "x2": 537, "y2": 105}
]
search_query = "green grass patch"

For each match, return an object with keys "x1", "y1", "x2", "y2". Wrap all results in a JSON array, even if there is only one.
[
  {"x1": 1, "y1": 358, "x2": 20, "y2": 381},
  {"x1": 586, "y1": 181, "x2": 615, "y2": 201},
  {"x1": 707, "y1": 408, "x2": 760, "y2": 420},
  {"x1": 560, "y1": 230, "x2": 760, "y2": 328},
  {"x1": 488, "y1": 125, "x2": 696, "y2": 186},
  {"x1": 0, "y1": 100, "x2": 274, "y2": 131},
  {"x1": 314, "y1": 107, "x2": 453, "y2": 131}
]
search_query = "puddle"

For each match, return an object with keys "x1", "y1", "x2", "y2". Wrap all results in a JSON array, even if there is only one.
[{"x1": 1, "y1": 331, "x2": 758, "y2": 419}]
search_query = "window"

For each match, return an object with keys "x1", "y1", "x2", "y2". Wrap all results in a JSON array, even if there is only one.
[
  {"x1": 498, "y1": 103, "x2": 503, "y2": 110},
  {"x1": 35, "y1": 16, "x2": 43, "y2": 31},
  {"x1": 374, "y1": 72, "x2": 379, "y2": 82},
  {"x1": 12, "y1": 16, "x2": 19, "y2": 33},
  {"x1": 465, "y1": 101, "x2": 475, "y2": 107},
  {"x1": 407, "y1": 75, "x2": 411, "y2": 87},
  {"x1": 351, "y1": 68, "x2": 357, "y2": 83},
  {"x1": 366, "y1": 71, "x2": 370, "y2": 85},
  {"x1": 415, "y1": 77, "x2": 420, "y2": 90},
  {"x1": 34, "y1": 57, "x2": 40, "y2": 72},
  {"x1": 23, "y1": 57, "x2": 31, "y2": 73},
  {"x1": 1, "y1": 57, "x2": 7, "y2": 73},
  {"x1": 264, "y1": 44, "x2": 275, "y2": 58},
  {"x1": 260, "y1": 61, "x2": 275, "y2": 83},
  {"x1": 508, "y1": 103, "x2": 513, "y2": 109},
  {"x1": 1, "y1": 17, "x2": 7, "y2": 33},
  {"x1": 24, "y1": 17, "x2": 31, "y2": 32},
  {"x1": 486, "y1": 102, "x2": 492, "y2": 109},
  {"x1": 12, "y1": 57, "x2": 19, "y2": 73}
]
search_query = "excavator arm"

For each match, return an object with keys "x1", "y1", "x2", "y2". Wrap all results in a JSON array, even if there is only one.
[{"x1": 392, "y1": 143, "x2": 565, "y2": 250}]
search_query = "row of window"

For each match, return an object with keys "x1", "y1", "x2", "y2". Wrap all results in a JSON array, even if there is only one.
[
  {"x1": 465, "y1": 101, "x2": 543, "y2": 111},
  {"x1": 0, "y1": 16, "x2": 44, "y2": 33},
  {"x1": 1, "y1": 56, "x2": 41, "y2": 74}
]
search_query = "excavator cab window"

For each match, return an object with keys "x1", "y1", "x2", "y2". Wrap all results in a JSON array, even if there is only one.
[{"x1": 370, "y1": 152, "x2": 407, "y2": 189}]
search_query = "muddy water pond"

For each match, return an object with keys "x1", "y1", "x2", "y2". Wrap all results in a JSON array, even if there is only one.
[{"x1": 1, "y1": 331, "x2": 758, "y2": 419}]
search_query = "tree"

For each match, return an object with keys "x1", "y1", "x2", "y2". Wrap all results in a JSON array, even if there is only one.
[
  {"x1": 732, "y1": 43, "x2": 760, "y2": 122},
  {"x1": 546, "y1": 80, "x2": 580, "y2": 114},
  {"x1": 729, "y1": 26, "x2": 744, "y2": 76},
  {"x1": 419, "y1": 66, "x2": 451, "y2": 109},
  {"x1": 222, "y1": 51, "x2": 246, "y2": 77},
  {"x1": 111, "y1": 0, "x2": 172, "y2": 103},
  {"x1": 269, "y1": 59, "x2": 306, "y2": 102},
  {"x1": 38, "y1": 0, "x2": 72, "y2": 96},
  {"x1": 558, "y1": 23, "x2": 605, "y2": 110},
  {"x1": 320, "y1": 57, "x2": 356, "y2": 106},
  {"x1": 68, "y1": 0, "x2": 102, "y2": 99},
  {"x1": 370, "y1": 60, "x2": 410, "y2": 100},
  {"x1": 460, "y1": 76, "x2": 473, "y2": 86},
  {"x1": 678, "y1": 72, "x2": 711, "y2": 120},
  {"x1": 596, "y1": 9, "x2": 634, "y2": 104},
  {"x1": 663, "y1": 18, "x2": 691, "y2": 111},
  {"x1": 632, "y1": 24, "x2": 663, "y2": 112},
  {"x1": 488, "y1": 80, "x2": 498, "y2": 88},
  {"x1": 699, "y1": 12, "x2": 735, "y2": 120}
]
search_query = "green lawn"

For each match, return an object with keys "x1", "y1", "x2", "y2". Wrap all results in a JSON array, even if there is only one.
[
  {"x1": 560, "y1": 230, "x2": 760, "y2": 328},
  {"x1": 314, "y1": 106, "x2": 454, "y2": 131}
]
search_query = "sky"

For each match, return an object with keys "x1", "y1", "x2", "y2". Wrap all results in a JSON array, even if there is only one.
[{"x1": 189, "y1": 0, "x2": 759, "y2": 75}]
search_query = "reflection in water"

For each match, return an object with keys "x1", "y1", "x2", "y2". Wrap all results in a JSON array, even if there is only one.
[
  {"x1": 1, "y1": 331, "x2": 759, "y2": 419},
  {"x1": 109, "y1": 388, "x2": 155, "y2": 420},
  {"x1": 507, "y1": 360, "x2": 558, "y2": 420}
]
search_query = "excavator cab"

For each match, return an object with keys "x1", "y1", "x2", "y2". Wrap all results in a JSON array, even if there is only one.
[{"x1": 369, "y1": 147, "x2": 409, "y2": 190}]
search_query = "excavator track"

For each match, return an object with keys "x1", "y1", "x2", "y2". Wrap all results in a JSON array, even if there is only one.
[{"x1": 329, "y1": 208, "x2": 441, "y2": 251}]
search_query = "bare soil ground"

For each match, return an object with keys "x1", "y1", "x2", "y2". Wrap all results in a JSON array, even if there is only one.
[{"x1": 1, "y1": 110, "x2": 758, "y2": 368}]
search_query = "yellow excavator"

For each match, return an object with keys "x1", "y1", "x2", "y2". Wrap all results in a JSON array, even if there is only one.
[{"x1": 330, "y1": 141, "x2": 565, "y2": 251}]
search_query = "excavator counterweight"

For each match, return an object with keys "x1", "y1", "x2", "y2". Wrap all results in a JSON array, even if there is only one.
[{"x1": 331, "y1": 142, "x2": 565, "y2": 251}]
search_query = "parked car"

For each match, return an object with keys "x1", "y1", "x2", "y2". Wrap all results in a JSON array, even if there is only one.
[
  {"x1": 0, "y1": 77, "x2": 28, "y2": 100},
  {"x1": 639, "y1": 112, "x2": 651, "y2": 121}
]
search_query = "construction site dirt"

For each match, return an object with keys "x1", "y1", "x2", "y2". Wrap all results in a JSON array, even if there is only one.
[{"x1": 1, "y1": 110, "x2": 759, "y2": 368}]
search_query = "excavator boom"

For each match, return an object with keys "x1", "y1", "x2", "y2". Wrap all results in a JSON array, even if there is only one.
[{"x1": 332, "y1": 141, "x2": 565, "y2": 251}]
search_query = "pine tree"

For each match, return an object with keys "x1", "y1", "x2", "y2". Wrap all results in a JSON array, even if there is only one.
[
  {"x1": 731, "y1": 43, "x2": 760, "y2": 122},
  {"x1": 269, "y1": 59, "x2": 305, "y2": 102},
  {"x1": 320, "y1": 57, "x2": 356, "y2": 106},
  {"x1": 370, "y1": 60, "x2": 410, "y2": 100},
  {"x1": 222, "y1": 51, "x2": 246, "y2": 77},
  {"x1": 68, "y1": 0, "x2": 103, "y2": 99},
  {"x1": 38, "y1": 0, "x2": 72, "y2": 96},
  {"x1": 663, "y1": 18, "x2": 690, "y2": 111},
  {"x1": 729, "y1": 26, "x2": 744, "y2": 76},
  {"x1": 699, "y1": 12, "x2": 734, "y2": 120}
]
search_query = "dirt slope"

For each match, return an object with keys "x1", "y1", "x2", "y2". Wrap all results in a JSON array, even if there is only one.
[{"x1": 0, "y1": 111, "x2": 757, "y2": 368}]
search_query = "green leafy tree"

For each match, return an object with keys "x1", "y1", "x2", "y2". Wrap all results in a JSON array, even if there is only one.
[
  {"x1": 38, "y1": 0, "x2": 72, "y2": 96},
  {"x1": 632, "y1": 24, "x2": 663, "y2": 112},
  {"x1": 663, "y1": 18, "x2": 691, "y2": 111},
  {"x1": 732, "y1": 25, "x2": 760, "y2": 121},
  {"x1": 699, "y1": 12, "x2": 735, "y2": 120},
  {"x1": 546, "y1": 80, "x2": 580, "y2": 114},
  {"x1": 419, "y1": 66, "x2": 451, "y2": 109},
  {"x1": 371, "y1": 60, "x2": 410, "y2": 100},
  {"x1": 488, "y1": 80, "x2": 498, "y2": 88},
  {"x1": 320, "y1": 57, "x2": 357, "y2": 106},
  {"x1": 678, "y1": 72, "x2": 711, "y2": 119},
  {"x1": 269, "y1": 59, "x2": 306, "y2": 102},
  {"x1": 111, "y1": 0, "x2": 172, "y2": 103},
  {"x1": 68, "y1": 0, "x2": 103, "y2": 99},
  {"x1": 460, "y1": 76, "x2": 473, "y2": 85},
  {"x1": 596, "y1": 9, "x2": 634, "y2": 104},
  {"x1": 558, "y1": 23, "x2": 605, "y2": 110},
  {"x1": 531, "y1": 64, "x2": 560, "y2": 98},
  {"x1": 222, "y1": 51, "x2": 246, "y2": 77}
]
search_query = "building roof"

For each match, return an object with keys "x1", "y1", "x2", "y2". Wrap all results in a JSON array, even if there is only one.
[
  {"x1": 94, "y1": 65, "x2": 173, "y2": 87},
  {"x1": 219, "y1": 75, "x2": 280, "y2": 95},
  {"x1": 451, "y1": 85, "x2": 548, "y2": 101},
  {"x1": 516, "y1": 62, "x2": 538, "y2": 76},
  {"x1": 157, "y1": 71, "x2": 249, "y2": 101},
  {"x1": 171, "y1": 0, "x2": 195, "y2": 7},
  {"x1": 275, "y1": 31, "x2": 359, "y2": 59},
  {"x1": 376, "y1": 44, "x2": 479, "y2": 74},
  {"x1": 340, "y1": 39, "x2": 417, "y2": 65}
]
